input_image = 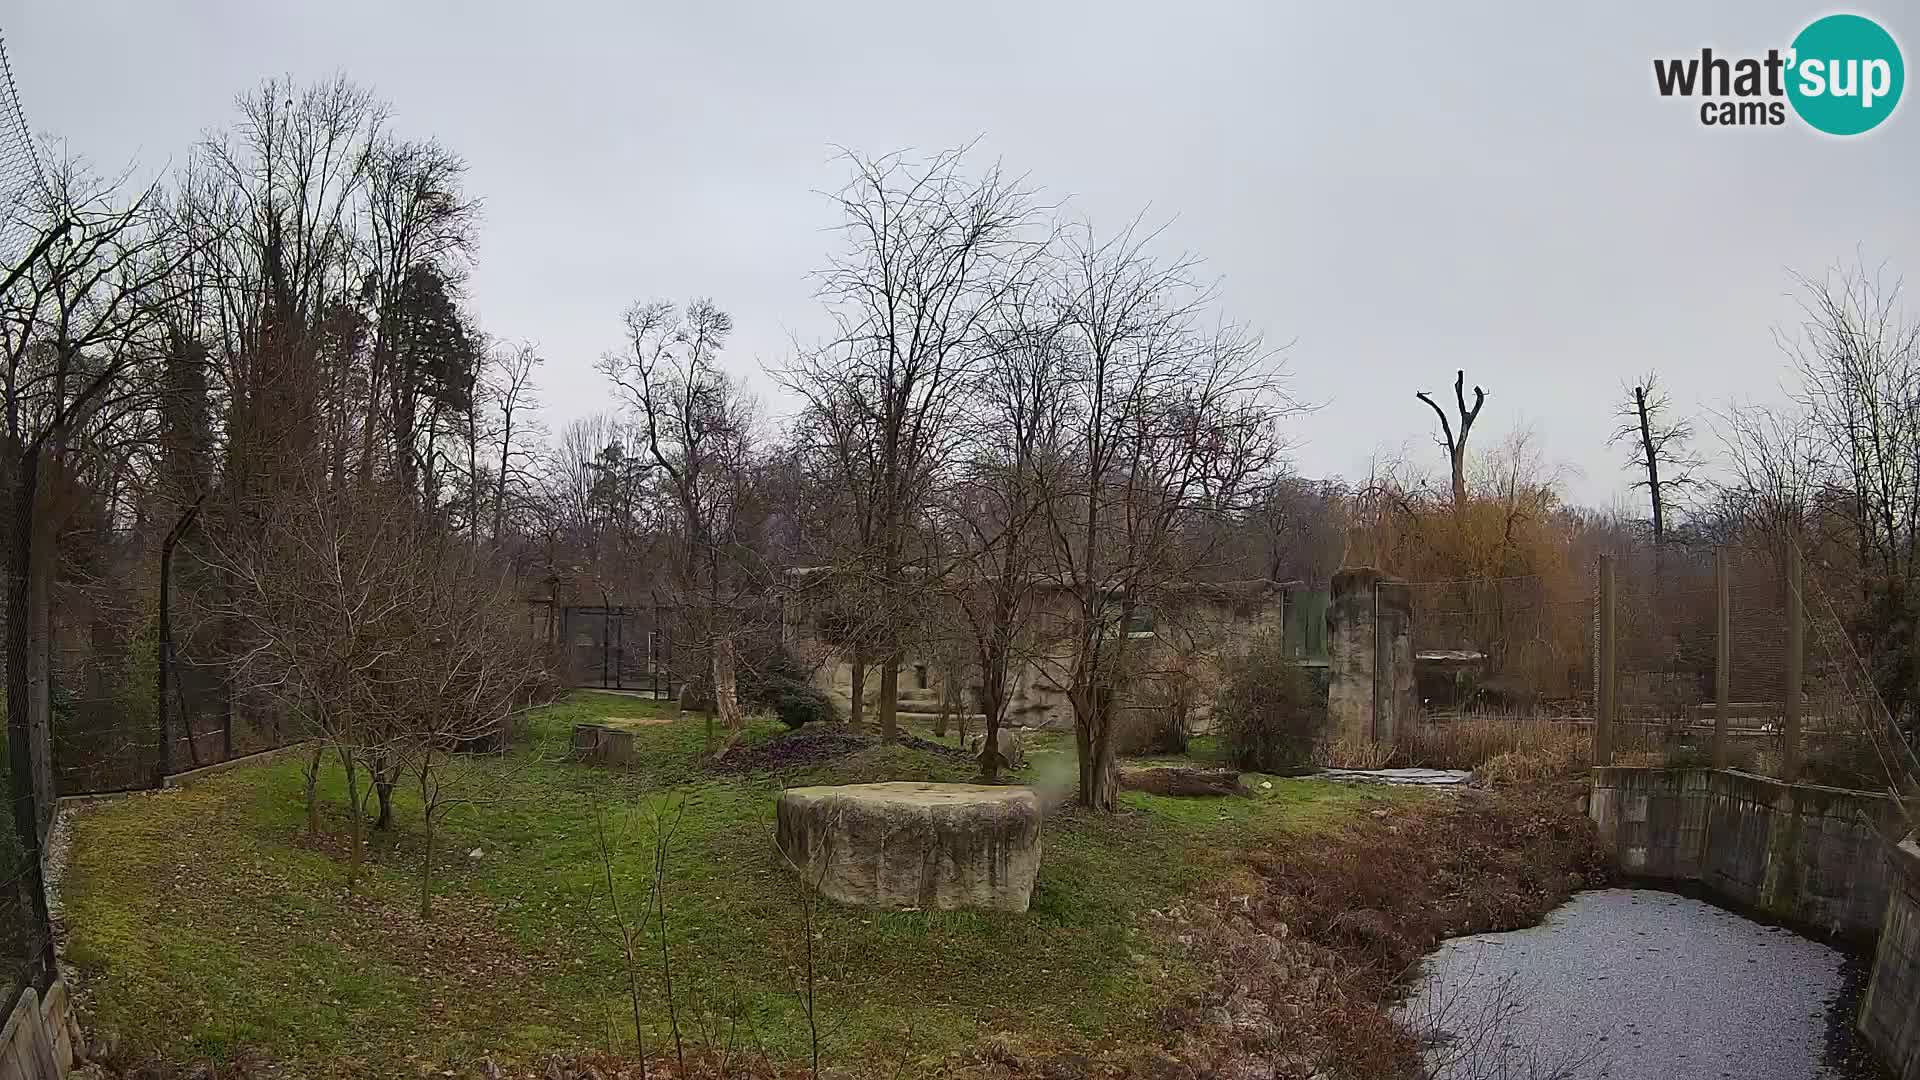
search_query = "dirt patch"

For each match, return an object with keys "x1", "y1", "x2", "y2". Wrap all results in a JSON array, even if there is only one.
[
  {"x1": 1121, "y1": 767, "x2": 1244, "y2": 797},
  {"x1": 709, "y1": 725, "x2": 972, "y2": 774},
  {"x1": 597, "y1": 715, "x2": 676, "y2": 729}
]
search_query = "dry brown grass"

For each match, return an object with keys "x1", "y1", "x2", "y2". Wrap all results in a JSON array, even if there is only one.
[
  {"x1": 1395, "y1": 715, "x2": 1590, "y2": 772},
  {"x1": 1315, "y1": 716, "x2": 1591, "y2": 780},
  {"x1": 1112, "y1": 778, "x2": 1610, "y2": 1079},
  {"x1": 1316, "y1": 734, "x2": 1397, "y2": 769}
]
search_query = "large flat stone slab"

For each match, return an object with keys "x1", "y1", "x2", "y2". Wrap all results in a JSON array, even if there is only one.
[{"x1": 775, "y1": 782, "x2": 1042, "y2": 912}]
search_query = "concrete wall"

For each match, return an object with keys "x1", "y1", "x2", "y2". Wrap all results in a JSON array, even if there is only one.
[
  {"x1": 1326, "y1": 567, "x2": 1414, "y2": 744},
  {"x1": 1861, "y1": 841, "x2": 1920, "y2": 1079},
  {"x1": 0, "y1": 980, "x2": 74, "y2": 1080},
  {"x1": 787, "y1": 582, "x2": 1297, "y2": 734},
  {"x1": 1588, "y1": 766, "x2": 1898, "y2": 940}
]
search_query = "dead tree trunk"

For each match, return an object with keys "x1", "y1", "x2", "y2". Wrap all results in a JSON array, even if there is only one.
[
  {"x1": 1416, "y1": 369, "x2": 1487, "y2": 509},
  {"x1": 1634, "y1": 385, "x2": 1666, "y2": 544}
]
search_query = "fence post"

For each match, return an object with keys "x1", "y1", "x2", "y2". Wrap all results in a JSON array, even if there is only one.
[
  {"x1": 1714, "y1": 547, "x2": 1731, "y2": 769},
  {"x1": 1783, "y1": 542, "x2": 1804, "y2": 782},
  {"x1": 1596, "y1": 555, "x2": 1617, "y2": 766}
]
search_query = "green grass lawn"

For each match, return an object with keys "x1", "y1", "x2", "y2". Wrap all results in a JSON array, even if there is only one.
[{"x1": 61, "y1": 692, "x2": 1402, "y2": 1078}]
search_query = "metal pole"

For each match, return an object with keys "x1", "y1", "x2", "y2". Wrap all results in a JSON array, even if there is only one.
[
  {"x1": 1714, "y1": 547, "x2": 1732, "y2": 769},
  {"x1": 1596, "y1": 556, "x2": 1618, "y2": 766},
  {"x1": 1370, "y1": 580, "x2": 1382, "y2": 743},
  {"x1": 1783, "y1": 543, "x2": 1804, "y2": 782}
]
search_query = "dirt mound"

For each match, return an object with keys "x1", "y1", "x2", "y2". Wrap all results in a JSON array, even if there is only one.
[
  {"x1": 1121, "y1": 766, "x2": 1244, "y2": 797},
  {"x1": 711, "y1": 725, "x2": 971, "y2": 773}
]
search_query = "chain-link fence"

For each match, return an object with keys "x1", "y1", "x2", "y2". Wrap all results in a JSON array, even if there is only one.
[
  {"x1": 48, "y1": 552, "x2": 296, "y2": 797},
  {"x1": 0, "y1": 24, "x2": 49, "y2": 1013}
]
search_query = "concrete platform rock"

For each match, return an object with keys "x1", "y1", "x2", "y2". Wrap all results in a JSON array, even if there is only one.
[{"x1": 775, "y1": 782, "x2": 1042, "y2": 913}]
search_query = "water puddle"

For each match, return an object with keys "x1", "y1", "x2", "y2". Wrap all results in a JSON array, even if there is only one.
[{"x1": 1402, "y1": 888, "x2": 1883, "y2": 1079}]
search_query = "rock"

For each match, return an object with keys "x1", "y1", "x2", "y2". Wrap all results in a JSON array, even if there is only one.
[
  {"x1": 776, "y1": 782, "x2": 1043, "y2": 912},
  {"x1": 965, "y1": 727, "x2": 1025, "y2": 769}
]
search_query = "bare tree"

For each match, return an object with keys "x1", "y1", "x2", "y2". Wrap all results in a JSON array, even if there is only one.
[
  {"x1": 486, "y1": 339, "x2": 543, "y2": 547},
  {"x1": 938, "y1": 284, "x2": 1067, "y2": 779},
  {"x1": 1609, "y1": 373, "x2": 1700, "y2": 544},
  {"x1": 1417, "y1": 369, "x2": 1487, "y2": 509},
  {"x1": 599, "y1": 298, "x2": 763, "y2": 749},
  {"x1": 196, "y1": 465, "x2": 540, "y2": 888},
  {"x1": 783, "y1": 146, "x2": 1047, "y2": 744},
  {"x1": 1041, "y1": 219, "x2": 1292, "y2": 809},
  {"x1": 1756, "y1": 258, "x2": 1920, "y2": 725},
  {"x1": 0, "y1": 153, "x2": 183, "y2": 972},
  {"x1": 402, "y1": 548, "x2": 544, "y2": 917}
]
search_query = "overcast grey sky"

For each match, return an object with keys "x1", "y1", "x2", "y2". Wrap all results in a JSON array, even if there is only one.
[{"x1": 4, "y1": 1, "x2": 1914, "y2": 508}]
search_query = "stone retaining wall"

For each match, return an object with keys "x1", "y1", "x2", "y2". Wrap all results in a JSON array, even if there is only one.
[
  {"x1": 1862, "y1": 841, "x2": 1920, "y2": 1079},
  {"x1": 1588, "y1": 766, "x2": 1897, "y2": 940}
]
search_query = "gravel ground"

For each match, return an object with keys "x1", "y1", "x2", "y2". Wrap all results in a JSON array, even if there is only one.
[{"x1": 1402, "y1": 888, "x2": 1876, "y2": 1080}]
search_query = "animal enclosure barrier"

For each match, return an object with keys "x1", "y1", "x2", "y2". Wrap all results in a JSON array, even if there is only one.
[
  {"x1": 1593, "y1": 540, "x2": 1912, "y2": 792},
  {"x1": 558, "y1": 605, "x2": 677, "y2": 697},
  {"x1": 1379, "y1": 538, "x2": 1913, "y2": 794},
  {"x1": 45, "y1": 578, "x2": 292, "y2": 799}
]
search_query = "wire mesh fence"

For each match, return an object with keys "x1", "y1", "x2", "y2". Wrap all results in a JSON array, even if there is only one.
[
  {"x1": 0, "y1": 30, "x2": 42, "y2": 269},
  {"x1": 0, "y1": 25, "x2": 53, "y2": 1014},
  {"x1": 1397, "y1": 538, "x2": 1917, "y2": 794},
  {"x1": 0, "y1": 25, "x2": 46, "y2": 1011},
  {"x1": 1406, "y1": 575, "x2": 1594, "y2": 714},
  {"x1": 46, "y1": 563, "x2": 299, "y2": 798}
]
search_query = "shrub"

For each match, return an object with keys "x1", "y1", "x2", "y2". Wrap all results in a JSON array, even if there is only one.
[
  {"x1": 736, "y1": 644, "x2": 840, "y2": 729},
  {"x1": 1128, "y1": 669, "x2": 1199, "y2": 756},
  {"x1": 739, "y1": 644, "x2": 815, "y2": 703},
  {"x1": 1318, "y1": 735, "x2": 1396, "y2": 769},
  {"x1": 766, "y1": 681, "x2": 839, "y2": 730},
  {"x1": 1214, "y1": 632, "x2": 1323, "y2": 773}
]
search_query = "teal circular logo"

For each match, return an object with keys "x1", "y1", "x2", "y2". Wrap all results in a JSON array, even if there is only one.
[{"x1": 1787, "y1": 14, "x2": 1904, "y2": 135}]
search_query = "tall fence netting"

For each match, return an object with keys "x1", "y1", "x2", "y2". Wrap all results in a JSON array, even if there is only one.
[
  {"x1": 1403, "y1": 538, "x2": 1916, "y2": 795},
  {"x1": 0, "y1": 25, "x2": 45, "y2": 1011}
]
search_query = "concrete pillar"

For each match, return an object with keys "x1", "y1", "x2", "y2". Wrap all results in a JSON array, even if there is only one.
[{"x1": 1327, "y1": 567, "x2": 1415, "y2": 745}]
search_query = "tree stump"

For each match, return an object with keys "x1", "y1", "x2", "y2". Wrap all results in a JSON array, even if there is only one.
[
  {"x1": 776, "y1": 782, "x2": 1042, "y2": 912},
  {"x1": 572, "y1": 722, "x2": 637, "y2": 765}
]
